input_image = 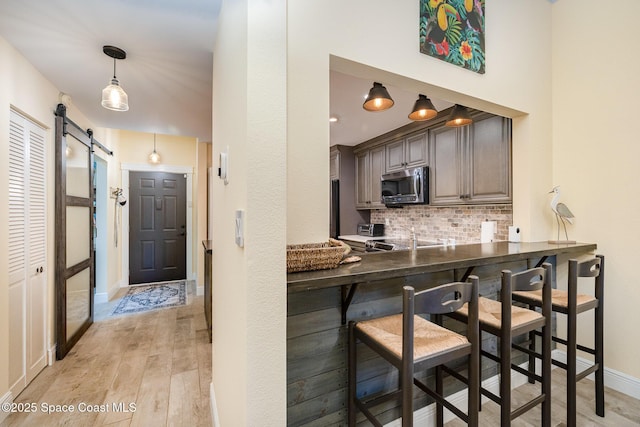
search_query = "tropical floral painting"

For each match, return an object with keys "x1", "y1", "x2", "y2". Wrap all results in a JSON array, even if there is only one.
[{"x1": 420, "y1": 0, "x2": 485, "y2": 74}]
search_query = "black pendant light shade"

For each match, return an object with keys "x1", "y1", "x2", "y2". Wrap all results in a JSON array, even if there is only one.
[
  {"x1": 363, "y1": 82, "x2": 394, "y2": 112},
  {"x1": 408, "y1": 94, "x2": 438, "y2": 121},
  {"x1": 445, "y1": 104, "x2": 473, "y2": 127}
]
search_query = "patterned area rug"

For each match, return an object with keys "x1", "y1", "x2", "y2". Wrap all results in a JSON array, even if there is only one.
[{"x1": 111, "y1": 281, "x2": 187, "y2": 316}]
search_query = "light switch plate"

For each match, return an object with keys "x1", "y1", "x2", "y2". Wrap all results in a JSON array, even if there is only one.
[
  {"x1": 235, "y1": 209, "x2": 244, "y2": 247},
  {"x1": 219, "y1": 146, "x2": 229, "y2": 185}
]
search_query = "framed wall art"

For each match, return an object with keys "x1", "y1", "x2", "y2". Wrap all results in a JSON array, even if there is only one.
[{"x1": 420, "y1": 0, "x2": 485, "y2": 74}]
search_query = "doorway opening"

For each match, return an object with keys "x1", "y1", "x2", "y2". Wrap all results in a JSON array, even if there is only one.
[{"x1": 119, "y1": 164, "x2": 194, "y2": 286}]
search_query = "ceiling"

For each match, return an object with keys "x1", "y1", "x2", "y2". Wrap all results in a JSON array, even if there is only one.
[
  {"x1": 330, "y1": 71, "x2": 453, "y2": 146},
  {"x1": 0, "y1": 1, "x2": 451, "y2": 146},
  {"x1": 0, "y1": 0, "x2": 221, "y2": 142}
]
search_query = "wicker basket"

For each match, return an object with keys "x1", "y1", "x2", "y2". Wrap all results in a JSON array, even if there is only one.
[{"x1": 286, "y1": 239, "x2": 351, "y2": 273}]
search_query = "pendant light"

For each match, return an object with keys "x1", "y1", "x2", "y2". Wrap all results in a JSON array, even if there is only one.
[
  {"x1": 408, "y1": 94, "x2": 438, "y2": 121},
  {"x1": 445, "y1": 104, "x2": 473, "y2": 127},
  {"x1": 101, "y1": 45, "x2": 129, "y2": 112},
  {"x1": 363, "y1": 82, "x2": 394, "y2": 112},
  {"x1": 149, "y1": 134, "x2": 160, "y2": 164}
]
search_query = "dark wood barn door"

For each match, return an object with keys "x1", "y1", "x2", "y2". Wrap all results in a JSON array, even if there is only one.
[{"x1": 129, "y1": 171, "x2": 187, "y2": 284}]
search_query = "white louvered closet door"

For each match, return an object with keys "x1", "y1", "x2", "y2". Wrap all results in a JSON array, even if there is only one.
[{"x1": 8, "y1": 109, "x2": 47, "y2": 398}]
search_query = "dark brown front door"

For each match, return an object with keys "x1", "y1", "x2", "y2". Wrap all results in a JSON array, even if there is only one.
[{"x1": 129, "y1": 171, "x2": 187, "y2": 284}]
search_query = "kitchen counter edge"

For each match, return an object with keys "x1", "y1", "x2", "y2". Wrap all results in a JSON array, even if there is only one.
[{"x1": 287, "y1": 241, "x2": 596, "y2": 293}]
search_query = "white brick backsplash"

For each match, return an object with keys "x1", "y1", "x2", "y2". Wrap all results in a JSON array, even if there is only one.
[{"x1": 370, "y1": 205, "x2": 513, "y2": 244}]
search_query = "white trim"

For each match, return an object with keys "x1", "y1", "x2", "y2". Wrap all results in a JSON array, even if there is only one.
[
  {"x1": 0, "y1": 391, "x2": 14, "y2": 424},
  {"x1": 120, "y1": 164, "x2": 194, "y2": 286},
  {"x1": 210, "y1": 382, "x2": 220, "y2": 427},
  {"x1": 197, "y1": 285, "x2": 204, "y2": 296},
  {"x1": 94, "y1": 292, "x2": 108, "y2": 304},
  {"x1": 47, "y1": 345, "x2": 56, "y2": 366},
  {"x1": 553, "y1": 349, "x2": 640, "y2": 400}
]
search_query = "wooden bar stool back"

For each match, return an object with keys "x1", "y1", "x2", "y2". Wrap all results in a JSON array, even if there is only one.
[
  {"x1": 448, "y1": 263, "x2": 553, "y2": 427},
  {"x1": 348, "y1": 277, "x2": 480, "y2": 427},
  {"x1": 513, "y1": 255, "x2": 604, "y2": 426}
]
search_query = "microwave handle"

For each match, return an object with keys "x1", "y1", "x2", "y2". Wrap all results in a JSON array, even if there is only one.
[{"x1": 414, "y1": 170, "x2": 421, "y2": 199}]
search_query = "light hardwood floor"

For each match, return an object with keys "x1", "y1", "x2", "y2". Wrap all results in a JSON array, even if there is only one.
[{"x1": 1, "y1": 286, "x2": 212, "y2": 427}]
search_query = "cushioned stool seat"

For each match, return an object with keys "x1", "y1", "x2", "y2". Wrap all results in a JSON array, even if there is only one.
[
  {"x1": 355, "y1": 314, "x2": 471, "y2": 361},
  {"x1": 457, "y1": 296, "x2": 544, "y2": 331}
]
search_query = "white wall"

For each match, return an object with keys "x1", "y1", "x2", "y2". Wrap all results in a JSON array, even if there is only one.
[
  {"x1": 552, "y1": 0, "x2": 640, "y2": 379},
  {"x1": 211, "y1": 0, "x2": 287, "y2": 425}
]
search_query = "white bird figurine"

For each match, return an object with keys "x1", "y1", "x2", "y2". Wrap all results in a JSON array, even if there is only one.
[{"x1": 549, "y1": 186, "x2": 574, "y2": 242}]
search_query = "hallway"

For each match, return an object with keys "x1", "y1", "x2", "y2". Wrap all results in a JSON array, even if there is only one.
[{"x1": 1, "y1": 287, "x2": 212, "y2": 427}]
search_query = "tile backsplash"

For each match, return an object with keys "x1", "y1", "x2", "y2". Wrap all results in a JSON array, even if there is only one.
[{"x1": 370, "y1": 204, "x2": 513, "y2": 244}]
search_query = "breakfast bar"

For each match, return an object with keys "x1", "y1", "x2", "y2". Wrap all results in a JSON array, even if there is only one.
[{"x1": 286, "y1": 241, "x2": 596, "y2": 426}]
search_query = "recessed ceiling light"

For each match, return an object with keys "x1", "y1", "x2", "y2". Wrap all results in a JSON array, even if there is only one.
[{"x1": 329, "y1": 116, "x2": 339, "y2": 123}]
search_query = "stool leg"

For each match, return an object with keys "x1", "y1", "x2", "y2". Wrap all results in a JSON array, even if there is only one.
[
  {"x1": 527, "y1": 328, "x2": 536, "y2": 384},
  {"x1": 436, "y1": 365, "x2": 443, "y2": 426},
  {"x1": 348, "y1": 322, "x2": 356, "y2": 426},
  {"x1": 595, "y1": 302, "x2": 605, "y2": 416},
  {"x1": 542, "y1": 316, "x2": 552, "y2": 427},
  {"x1": 567, "y1": 307, "x2": 577, "y2": 427},
  {"x1": 500, "y1": 334, "x2": 511, "y2": 427}
]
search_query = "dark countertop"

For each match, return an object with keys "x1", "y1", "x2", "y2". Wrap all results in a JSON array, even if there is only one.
[{"x1": 287, "y1": 241, "x2": 596, "y2": 293}]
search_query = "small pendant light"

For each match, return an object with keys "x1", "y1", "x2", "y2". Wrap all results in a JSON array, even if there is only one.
[
  {"x1": 408, "y1": 94, "x2": 438, "y2": 121},
  {"x1": 101, "y1": 45, "x2": 129, "y2": 112},
  {"x1": 149, "y1": 134, "x2": 160, "y2": 164},
  {"x1": 445, "y1": 104, "x2": 473, "y2": 127},
  {"x1": 363, "y1": 82, "x2": 394, "y2": 112}
]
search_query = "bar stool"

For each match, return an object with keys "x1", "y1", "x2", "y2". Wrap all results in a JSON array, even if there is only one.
[
  {"x1": 513, "y1": 255, "x2": 604, "y2": 426},
  {"x1": 447, "y1": 264, "x2": 552, "y2": 427},
  {"x1": 348, "y1": 277, "x2": 480, "y2": 427}
]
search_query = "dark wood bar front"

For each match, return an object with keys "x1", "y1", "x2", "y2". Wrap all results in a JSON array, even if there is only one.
[{"x1": 286, "y1": 241, "x2": 596, "y2": 426}]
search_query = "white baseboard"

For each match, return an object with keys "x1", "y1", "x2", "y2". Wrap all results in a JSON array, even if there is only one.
[
  {"x1": 0, "y1": 391, "x2": 13, "y2": 424},
  {"x1": 197, "y1": 285, "x2": 204, "y2": 296},
  {"x1": 95, "y1": 292, "x2": 108, "y2": 304},
  {"x1": 47, "y1": 344, "x2": 57, "y2": 366},
  {"x1": 210, "y1": 382, "x2": 220, "y2": 427},
  {"x1": 553, "y1": 349, "x2": 640, "y2": 400}
]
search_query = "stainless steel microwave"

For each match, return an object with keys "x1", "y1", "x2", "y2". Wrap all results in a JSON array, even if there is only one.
[{"x1": 381, "y1": 166, "x2": 429, "y2": 205}]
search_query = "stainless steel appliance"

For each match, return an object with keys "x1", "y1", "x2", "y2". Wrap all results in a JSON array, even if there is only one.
[
  {"x1": 357, "y1": 223, "x2": 385, "y2": 237},
  {"x1": 365, "y1": 238, "x2": 442, "y2": 252},
  {"x1": 381, "y1": 166, "x2": 429, "y2": 205}
]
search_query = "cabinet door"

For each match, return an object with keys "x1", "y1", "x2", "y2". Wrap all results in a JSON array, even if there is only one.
[
  {"x1": 369, "y1": 146, "x2": 386, "y2": 209},
  {"x1": 329, "y1": 148, "x2": 339, "y2": 180},
  {"x1": 429, "y1": 126, "x2": 464, "y2": 205},
  {"x1": 469, "y1": 116, "x2": 511, "y2": 203},
  {"x1": 355, "y1": 151, "x2": 370, "y2": 209},
  {"x1": 405, "y1": 132, "x2": 428, "y2": 168},
  {"x1": 385, "y1": 139, "x2": 405, "y2": 172}
]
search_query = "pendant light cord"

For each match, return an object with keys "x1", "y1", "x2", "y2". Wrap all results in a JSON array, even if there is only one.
[{"x1": 113, "y1": 58, "x2": 117, "y2": 79}]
